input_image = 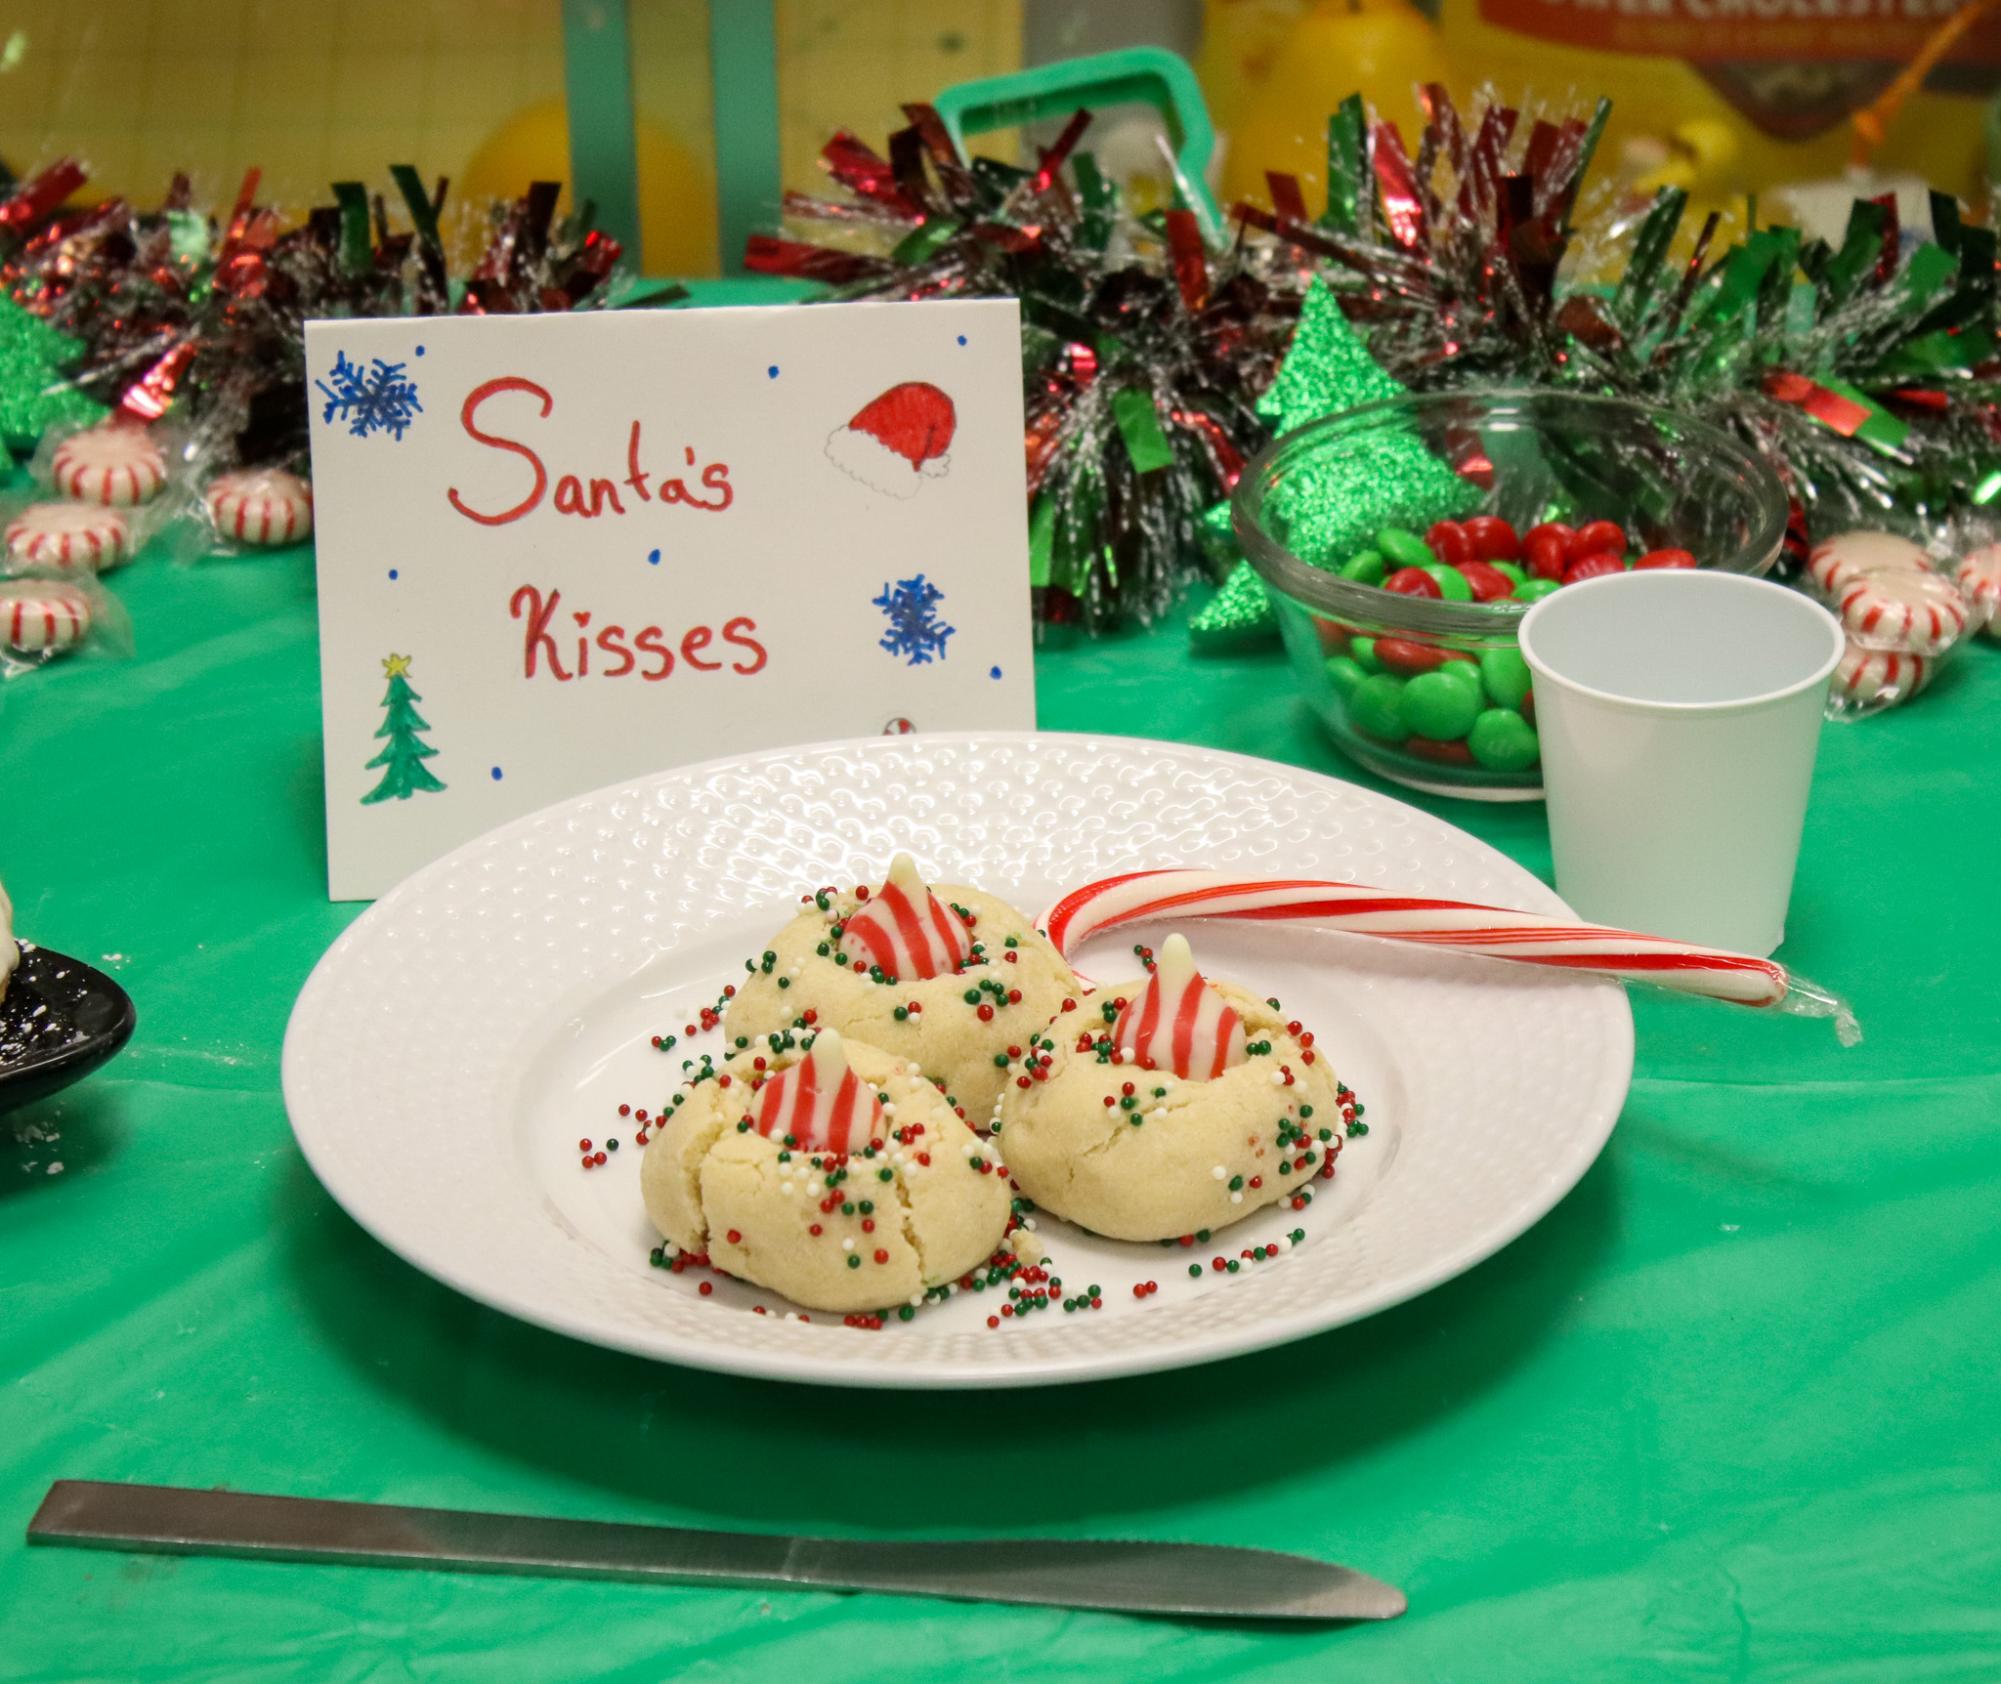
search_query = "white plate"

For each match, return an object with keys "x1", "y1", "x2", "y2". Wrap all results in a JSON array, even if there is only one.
[{"x1": 283, "y1": 733, "x2": 1632, "y2": 1389}]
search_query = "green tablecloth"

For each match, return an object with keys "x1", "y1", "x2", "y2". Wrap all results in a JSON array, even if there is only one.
[{"x1": 5, "y1": 547, "x2": 1998, "y2": 1682}]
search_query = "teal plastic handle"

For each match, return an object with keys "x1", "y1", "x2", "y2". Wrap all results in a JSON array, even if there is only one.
[{"x1": 934, "y1": 46, "x2": 1223, "y2": 242}]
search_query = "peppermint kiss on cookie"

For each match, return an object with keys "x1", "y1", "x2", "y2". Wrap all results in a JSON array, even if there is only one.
[
  {"x1": 723, "y1": 854, "x2": 1077, "y2": 1123},
  {"x1": 640, "y1": 1028, "x2": 1010, "y2": 1314},
  {"x1": 996, "y1": 933, "x2": 1343, "y2": 1243}
]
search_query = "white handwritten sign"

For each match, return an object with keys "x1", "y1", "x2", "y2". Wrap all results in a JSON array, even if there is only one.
[{"x1": 306, "y1": 300, "x2": 1034, "y2": 899}]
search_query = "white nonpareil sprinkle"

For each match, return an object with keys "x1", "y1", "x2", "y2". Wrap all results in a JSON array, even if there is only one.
[
  {"x1": 841, "y1": 1237, "x2": 855, "y2": 1252},
  {"x1": 1230, "y1": 1192, "x2": 1244, "y2": 1205},
  {"x1": 1211, "y1": 1165, "x2": 1227, "y2": 1181},
  {"x1": 1269, "y1": 1072, "x2": 1285, "y2": 1086}
]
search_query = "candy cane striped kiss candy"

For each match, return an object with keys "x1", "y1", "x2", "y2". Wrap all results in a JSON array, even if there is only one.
[
  {"x1": 1834, "y1": 565, "x2": 1969, "y2": 656},
  {"x1": 1956, "y1": 543, "x2": 2001, "y2": 641},
  {"x1": 1806, "y1": 530, "x2": 1932, "y2": 599},
  {"x1": 744, "y1": 1029, "x2": 883, "y2": 1155},
  {"x1": 0, "y1": 579, "x2": 93, "y2": 654},
  {"x1": 205, "y1": 467, "x2": 313, "y2": 547},
  {"x1": 839, "y1": 852, "x2": 972, "y2": 980},
  {"x1": 1041, "y1": 870, "x2": 1852, "y2": 1026},
  {"x1": 4, "y1": 503, "x2": 131, "y2": 573},
  {"x1": 1113, "y1": 932, "x2": 1247, "y2": 1079},
  {"x1": 1831, "y1": 641, "x2": 1932, "y2": 711},
  {"x1": 51, "y1": 424, "x2": 167, "y2": 506}
]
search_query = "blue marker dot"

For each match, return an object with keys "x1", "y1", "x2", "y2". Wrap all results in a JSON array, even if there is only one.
[
  {"x1": 767, "y1": 364, "x2": 780, "y2": 379},
  {"x1": 490, "y1": 766, "x2": 504, "y2": 781},
  {"x1": 387, "y1": 568, "x2": 399, "y2": 581},
  {"x1": 957, "y1": 335, "x2": 968, "y2": 346},
  {"x1": 989, "y1": 664, "x2": 1003, "y2": 680},
  {"x1": 414, "y1": 345, "x2": 426, "y2": 357},
  {"x1": 647, "y1": 548, "x2": 662, "y2": 566}
]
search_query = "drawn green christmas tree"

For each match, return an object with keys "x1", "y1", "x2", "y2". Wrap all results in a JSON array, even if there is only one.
[{"x1": 361, "y1": 653, "x2": 446, "y2": 804}]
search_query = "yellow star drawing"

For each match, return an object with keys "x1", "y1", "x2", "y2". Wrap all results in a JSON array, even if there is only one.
[{"x1": 381, "y1": 653, "x2": 413, "y2": 678}]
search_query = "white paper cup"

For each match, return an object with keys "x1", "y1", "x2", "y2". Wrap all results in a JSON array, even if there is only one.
[{"x1": 1519, "y1": 571, "x2": 1844, "y2": 956}]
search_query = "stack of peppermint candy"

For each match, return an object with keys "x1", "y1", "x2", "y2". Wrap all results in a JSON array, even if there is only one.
[
  {"x1": 1806, "y1": 532, "x2": 1998, "y2": 716},
  {"x1": 0, "y1": 421, "x2": 168, "y2": 670}
]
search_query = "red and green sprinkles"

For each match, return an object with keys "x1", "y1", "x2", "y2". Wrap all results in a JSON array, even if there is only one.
[{"x1": 608, "y1": 935, "x2": 1373, "y2": 1334}]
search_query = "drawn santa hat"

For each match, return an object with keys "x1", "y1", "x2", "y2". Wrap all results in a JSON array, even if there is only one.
[{"x1": 825, "y1": 381, "x2": 956, "y2": 498}]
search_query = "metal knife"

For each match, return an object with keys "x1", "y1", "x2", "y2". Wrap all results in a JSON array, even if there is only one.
[{"x1": 28, "y1": 1480, "x2": 1405, "y2": 1624}]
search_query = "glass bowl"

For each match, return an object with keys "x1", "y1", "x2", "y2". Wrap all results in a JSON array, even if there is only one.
[{"x1": 1232, "y1": 389, "x2": 1789, "y2": 799}]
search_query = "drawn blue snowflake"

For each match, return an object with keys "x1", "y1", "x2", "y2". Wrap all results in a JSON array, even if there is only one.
[
  {"x1": 316, "y1": 351, "x2": 423, "y2": 441},
  {"x1": 873, "y1": 574, "x2": 955, "y2": 666}
]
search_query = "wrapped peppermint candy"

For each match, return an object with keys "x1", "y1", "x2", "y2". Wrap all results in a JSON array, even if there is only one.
[
  {"x1": 3, "y1": 503, "x2": 133, "y2": 574},
  {"x1": 0, "y1": 564, "x2": 133, "y2": 679},
  {"x1": 1953, "y1": 541, "x2": 2001, "y2": 642},
  {"x1": 193, "y1": 465, "x2": 314, "y2": 556},
  {"x1": 43, "y1": 420, "x2": 171, "y2": 506},
  {"x1": 0, "y1": 478, "x2": 174, "y2": 577},
  {"x1": 1807, "y1": 530, "x2": 1979, "y2": 718}
]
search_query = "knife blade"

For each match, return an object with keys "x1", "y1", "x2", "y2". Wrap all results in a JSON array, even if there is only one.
[{"x1": 28, "y1": 1480, "x2": 1404, "y2": 1623}]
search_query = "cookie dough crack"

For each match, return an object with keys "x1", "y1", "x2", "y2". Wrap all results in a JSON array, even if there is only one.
[{"x1": 892, "y1": 1173, "x2": 928, "y2": 1284}]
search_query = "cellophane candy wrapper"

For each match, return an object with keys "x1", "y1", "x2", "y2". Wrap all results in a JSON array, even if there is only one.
[
  {"x1": 0, "y1": 563, "x2": 133, "y2": 680},
  {"x1": 0, "y1": 482, "x2": 170, "y2": 577},
  {"x1": 1948, "y1": 522, "x2": 2001, "y2": 643},
  {"x1": 27, "y1": 415, "x2": 188, "y2": 507},
  {"x1": 174, "y1": 459, "x2": 315, "y2": 561},
  {"x1": 1807, "y1": 528, "x2": 1984, "y2": 719}
]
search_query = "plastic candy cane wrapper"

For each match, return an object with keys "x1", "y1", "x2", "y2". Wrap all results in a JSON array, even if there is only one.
[
  {"x1": 0, "y1": 564, "x2": 133, "y2": 680},
  {"x1": 1042, "y1": 870, "x2": 1861, "y2": 1045},
  {"x1": 1806, "y1": 529, "x2": 1990, "y2": 718}
]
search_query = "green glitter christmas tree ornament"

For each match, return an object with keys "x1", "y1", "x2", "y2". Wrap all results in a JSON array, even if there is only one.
[
  {"x1": 1190, "y1": 279, "x2": 1475, "y2": 648},
  {"x1": 0, "y1": 296, "x2": 106, "y2": 451},
  {"x1": 1255, "y1": 282, "x2": 1479, "y2": 565},
  {"x1": 1254, "y1": 279, "x2": 1404, "y2": 434},
  {"x1": 1188, "y1": 558, "x2": 1274, "y2": 651}
]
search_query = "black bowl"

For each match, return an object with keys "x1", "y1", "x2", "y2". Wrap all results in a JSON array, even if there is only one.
[{"x1": 0, "y1": 945, "x2": 136, "y2": 1115}]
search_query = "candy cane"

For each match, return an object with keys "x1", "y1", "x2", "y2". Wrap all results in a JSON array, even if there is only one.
[{"x1": 1042, "y1": 871, "x2": 1858, "y2": 1040}]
